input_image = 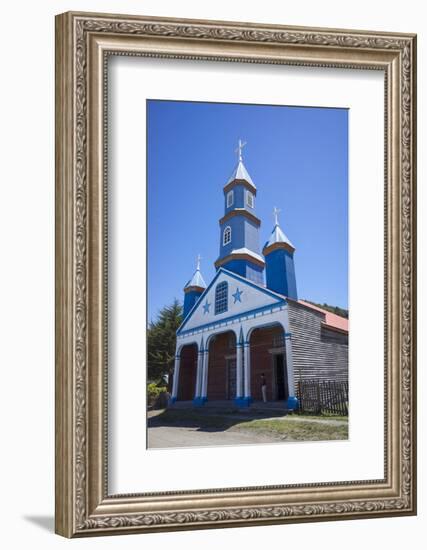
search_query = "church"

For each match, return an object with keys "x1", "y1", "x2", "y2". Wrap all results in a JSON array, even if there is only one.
[{"x1": 171, "y1": 141, "x2": 348, "y2": 409}]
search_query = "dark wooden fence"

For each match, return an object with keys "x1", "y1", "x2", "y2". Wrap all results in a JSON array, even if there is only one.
[{"x1": 297, "y1": 380, "x2": 348, "y2": 415}]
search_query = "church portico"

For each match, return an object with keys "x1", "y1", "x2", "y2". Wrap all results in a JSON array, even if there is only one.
[{"x1": 172, "y1": 303, "x2": 298, "y2": 408}]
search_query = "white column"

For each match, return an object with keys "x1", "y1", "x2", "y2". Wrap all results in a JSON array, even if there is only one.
[
  {"x1": 285, "y1": 333, "x2": 296, "y2": 397},
  {"x1": 236, "y1": 343, "x2": 243, "y2": 398},
  {"x1": 194, "y1": 349, "x2": 204, "y2": 399},
  {"x1": 243, "y1": 342, "x2": 251, "y2": 398},
  {"x1": 201, "y1": 346, "x2": 209, "y2": 399},
  {"x1": 171, "y1": 353, "x2": 181, "y2": 400}
]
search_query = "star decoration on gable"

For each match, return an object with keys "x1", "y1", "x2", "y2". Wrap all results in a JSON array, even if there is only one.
[
  {"x1": 203, "y1": 300, "x2": 211, "y2": 314},
  {"x1": 232, "y1": 287, "x2": 243, "y2": 303}
]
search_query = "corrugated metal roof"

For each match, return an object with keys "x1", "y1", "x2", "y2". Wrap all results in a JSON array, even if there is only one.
[
  {"x1": 227, "y1": 160, "x2": 256, "y2": 188},
  {"x1": 298, "y1": 299, "x2": 349, "y2": 333},
  {"x1": 264, "y1": 224, "x2": 294, "y2": 249}
]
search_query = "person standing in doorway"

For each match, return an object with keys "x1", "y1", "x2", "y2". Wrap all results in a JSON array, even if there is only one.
[{"x1": 261, "y1": 373, "x2": 267, "y2": 403}]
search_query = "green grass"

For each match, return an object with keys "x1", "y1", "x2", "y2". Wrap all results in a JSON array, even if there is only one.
[
  {"x1": 293, "y1": 413, "x2": 348, "y2": 422},
  {"x1": 235, "y1": 418, "x2": 348, "y2": 441},
  {"x1": 149, "y1": 409, "x2": 348, "y2": 441}
]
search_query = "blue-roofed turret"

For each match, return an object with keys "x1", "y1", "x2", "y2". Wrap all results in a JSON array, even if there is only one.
[
  {"x1": 263, "y1": 207, "x2": 298, "y2": 299},
  {"x1": 183, "y1": 255, "x2": 206, "y2": 317}
]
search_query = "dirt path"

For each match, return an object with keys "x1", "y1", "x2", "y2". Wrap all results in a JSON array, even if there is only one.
[{"x1": 147, "y1": 425, "x2": 276, "y2": 449}]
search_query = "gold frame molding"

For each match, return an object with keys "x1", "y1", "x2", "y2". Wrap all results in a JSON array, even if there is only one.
[{"x1": 55, "y1": 11, "x2": 417, "y2": 537}]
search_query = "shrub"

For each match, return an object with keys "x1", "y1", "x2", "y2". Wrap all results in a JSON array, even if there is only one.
[{"x1": 147, "y1": 382, "x2": 168, "y2": 407}]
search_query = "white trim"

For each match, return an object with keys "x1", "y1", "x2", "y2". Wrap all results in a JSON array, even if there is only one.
[
  {"x1": 177, "y1": 304, "x2": 287, "y2": 342},
  {"x1": 226, "y1": 189, "x2": 234, "y2": 207},
  {"x1": 236, "y1": 344, "x2": 243, "y2": 398},
  {"x1": 201, "y1": 349, "x2": 209, "y2": 398},
  {"x1": 268, "y1": 347, "x2": 287, "y2": 355},
  {"x1": 194, "y1": 350, "x2": 204, "y2": 398},
  {"x1": 171, "y1": 353, "x2": 181, "y2": 399},
  {"x1": 284, "y1": 336, "x2": 295, "y2": 397},
  {"x1": 246, "y1": 190, "x2": 254, "y2": 208},
  {"x1": 226, "y1": 247, "x2": 265, "y2": 264},
  {"x1": 223, "y1": 225, "x2": 232, "y2": 245},
  {"x1": 243, "y1": 343, "x2": 251, "y2": 398}
]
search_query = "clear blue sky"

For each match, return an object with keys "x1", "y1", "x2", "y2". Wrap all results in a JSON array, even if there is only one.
[{"x1": 147, "y1": 100, "x2": 348, "y2": 321}]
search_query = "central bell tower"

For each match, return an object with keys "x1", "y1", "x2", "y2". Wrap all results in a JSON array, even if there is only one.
[{"x1": 214, "y1": 140, "x2": 265, "y2": 284}]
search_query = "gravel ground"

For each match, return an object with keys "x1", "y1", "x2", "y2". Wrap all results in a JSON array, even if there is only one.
[
  {"x1": 147, "y1": 409, "x2": 348, "y2": 449},
  {"x1": 147, "y1": 424, "x2": 276, "y2": 449}
]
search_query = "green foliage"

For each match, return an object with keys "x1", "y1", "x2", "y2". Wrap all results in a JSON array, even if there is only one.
[
  {"x1": 147, "y1": 298, "x2": 183, "y2": 385},
  {"x1": 304, "y1": 300, "x2": 348, "y2": 319},
  {"x1": 147, "y1": 382, "x2": 167, "y2": 399},
  {"x1": 147, "y1": 382, "x2": 168, "y2": 406}
]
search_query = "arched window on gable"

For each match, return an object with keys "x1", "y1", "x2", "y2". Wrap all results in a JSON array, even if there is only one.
[
  {"x1": 215, "y1": 281, "x2": 228, "y2": 315},
  {"x1": 223, "y1": 226, "x2": 231, "y2": 246}
]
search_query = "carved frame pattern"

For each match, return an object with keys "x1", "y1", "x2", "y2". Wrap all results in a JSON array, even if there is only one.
[{"x1": 55, "y1": 11, "x2": 416, "y2": 537}]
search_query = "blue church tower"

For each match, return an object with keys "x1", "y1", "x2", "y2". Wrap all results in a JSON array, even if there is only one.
[
  {"x1": 263, "y1": 208, "x2": 298, "y2": 299},
  {"x1": 183, "y1": 255, "x2": 206, "y2": 317},
  {"x1": 214, "y1": 140, "x2": 265, "y2": 284}
]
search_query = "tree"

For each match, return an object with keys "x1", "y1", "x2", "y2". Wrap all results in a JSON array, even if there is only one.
[{"x1": 147, "y1": 299, "x2": 183, "y2": 387}]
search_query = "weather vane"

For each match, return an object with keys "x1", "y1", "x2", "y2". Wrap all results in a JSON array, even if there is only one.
[
  {"x1": 273, "y1": 206, "x2": 281, "y2": 226},
  {"x1": 235, "y1": 138, "x2": 247, "y2": 162}
]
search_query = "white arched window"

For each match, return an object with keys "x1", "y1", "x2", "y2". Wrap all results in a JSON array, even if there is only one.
[
  {"x1": 215, "y1": 281, "x2": 228, "y2": 315},
  {"x1": 223, "y1": 226, "x2": 232, "y2": 245}
]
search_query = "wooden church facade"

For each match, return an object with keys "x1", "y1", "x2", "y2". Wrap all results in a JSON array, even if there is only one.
[{"x1": 171, "y1": 142, "x2": 348, "y2": 409}]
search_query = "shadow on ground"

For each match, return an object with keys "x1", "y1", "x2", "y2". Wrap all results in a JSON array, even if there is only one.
[{"x1": 147, "y1": 407, "x2": 289, "y2": 433}]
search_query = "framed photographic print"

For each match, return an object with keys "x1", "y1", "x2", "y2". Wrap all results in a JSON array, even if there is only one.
[{"x1": 55, "y1": 11, "x2": 417, "y2": 537}]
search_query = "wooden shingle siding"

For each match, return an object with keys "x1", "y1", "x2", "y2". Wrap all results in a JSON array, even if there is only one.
[{"x1": 287, "y1": 302, "x2": 348, "y2": 384}]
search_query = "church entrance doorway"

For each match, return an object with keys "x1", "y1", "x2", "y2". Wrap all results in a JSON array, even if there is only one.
[
  {"x1": 249, "y1": 324, "x2": 285, "y2": 402},
  {"x1": 274, "y1": 353, "x2": 289, "y2": 401},
  {"x1": 177, "y1": 344, "x2": 198, "y2": 401},
  {"x1": 226, "y1": 358, "x2": 237, "y2": 400},
  {"x1": 207, "y1": 331, "x2": 237, "y2": 401}
]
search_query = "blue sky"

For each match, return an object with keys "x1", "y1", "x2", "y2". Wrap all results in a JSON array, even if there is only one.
[{"x1": 147, "y1": 100, "x2": 348, "y2": 321}]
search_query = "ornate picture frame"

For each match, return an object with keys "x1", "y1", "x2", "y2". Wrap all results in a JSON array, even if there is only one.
[{"x1": 55, "y1": 11, "x2": 417, "y2": 537}]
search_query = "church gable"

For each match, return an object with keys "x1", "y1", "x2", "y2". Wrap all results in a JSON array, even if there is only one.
[{"x1": 178, "y1": 268, "x2": 285, "y2": 334}]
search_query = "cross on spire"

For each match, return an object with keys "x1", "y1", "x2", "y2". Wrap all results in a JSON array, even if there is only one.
[
  {"x1": 273, "y1": 206, "x2": 281, "y2": 226},
  {"x1": 235, "y1": 138, "x2": 247, "y2": 162},
  {"x1": 196, "y1": 254, "x2": 202, "y2": 271}
]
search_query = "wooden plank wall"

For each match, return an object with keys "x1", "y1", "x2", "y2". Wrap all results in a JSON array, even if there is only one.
[{"x1": 287, "y1": 302, "x2": 348, "y2": 385}]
